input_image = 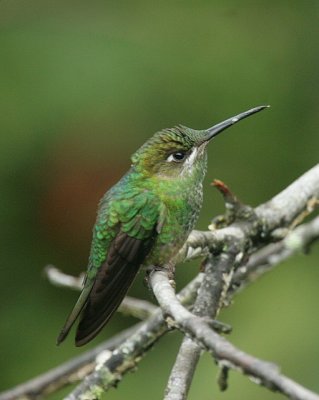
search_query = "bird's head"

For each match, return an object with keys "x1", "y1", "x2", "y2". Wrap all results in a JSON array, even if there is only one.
[{"x1": 131, "y1": 106, "x2": 268, "y2": 180}]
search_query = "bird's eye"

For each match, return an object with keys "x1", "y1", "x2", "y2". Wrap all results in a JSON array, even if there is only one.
[{"x1": 167, "y1": 151, "x2": 186, "y2": 163}]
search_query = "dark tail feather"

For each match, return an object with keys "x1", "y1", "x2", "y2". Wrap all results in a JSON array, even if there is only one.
[
  {"x1": 56, "y1": 284, "x2": 93, "y2": 345},
  {"x1": 75, "y1": 259, "x2": 140, "y2": 346}
]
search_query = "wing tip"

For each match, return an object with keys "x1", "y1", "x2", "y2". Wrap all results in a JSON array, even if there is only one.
[
  {"x1": 56, "y1": 328, "x2": 69, "y2": 346},
  {"x1": 75, "y1": 316, "x2": 111, "y2": 347},
  {"x1": 75, "y1": 335, "x2": 90, "y2": 347},
  {"x1": 57, "y1": 326, "x2": 86, "y2": 347}
]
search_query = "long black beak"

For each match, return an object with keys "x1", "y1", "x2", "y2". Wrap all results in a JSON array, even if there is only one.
[{"x1": 204, "y1": 105, "x2": 269, "y2": 142}]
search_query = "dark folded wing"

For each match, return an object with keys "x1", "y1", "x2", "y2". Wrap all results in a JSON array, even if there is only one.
[
  {"x1": 75, "y1": 229, "x2": 155, "y2": 346},
  {"x1": 57, "y1": 190, "x2": 163, "y2": 347}
]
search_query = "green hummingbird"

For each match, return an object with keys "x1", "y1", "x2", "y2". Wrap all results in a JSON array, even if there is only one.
[{"x1": 57, "y1": 105, "x2": 268, "y2": 346}]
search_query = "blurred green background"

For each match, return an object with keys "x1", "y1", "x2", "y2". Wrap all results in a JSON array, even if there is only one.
[{"x1": 1, "y1": 1, "x2": 319, "y2": 399}]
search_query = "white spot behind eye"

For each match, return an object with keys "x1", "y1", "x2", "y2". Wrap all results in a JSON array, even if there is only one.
[
  {"x1": 181, "y1": 148, "x2": 198, "y2": 176},
  {"x1": 185, "y1": 148, "x2": 197, "y2": 166}
]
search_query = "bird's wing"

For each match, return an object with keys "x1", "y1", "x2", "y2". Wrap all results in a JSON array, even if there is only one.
[{"x1": 57, "y1": 191, "x2": 163, "y2": 346}]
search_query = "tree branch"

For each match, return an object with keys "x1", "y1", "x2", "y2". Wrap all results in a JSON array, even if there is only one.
[
  {"x1": 2, "y1": 216, "x2": 318, "y2": 400},
  {"x1": 63, "y1": 275, "x2": 204, "y2": 400},
  {"x1": 230, "y1": 215, "x2": 319, "y2": 295},
  {"x1": 164, "y1": 249, "x2": 238, "y2": 400},
  {"x1": 162, "y1": 167, "x2": 319, "y2": 400},
  {"x1": 164, "y1": 215, "x2": 319, "y2": 400},
  {"x1": 1, "y1": 165, "x2": 318, "y2": 400},
  {"x1": 150, "y1": 269, "x2": 319, "y2": 400},
  {"x1": 179, "y1": 164, "x2": 319, "y2": 261},
  {"x1": 255, "y1": 164, "x2": 319, "y2": 232},
  {"x1": 0, "y1": 274, "x2": 203, "y2": 400},
  {"x1": 0, "y1": 326, "x2": 139, "y2": 400}
]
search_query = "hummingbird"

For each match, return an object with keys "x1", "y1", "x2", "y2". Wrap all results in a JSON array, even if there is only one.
[{"x1": 57, "y1": 105, "x2": 268, "y2": 346}]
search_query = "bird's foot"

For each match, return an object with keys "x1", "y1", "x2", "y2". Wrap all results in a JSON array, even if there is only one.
[{"x1": 144, "y1": 264, "x2": 176, "y2": 290}]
